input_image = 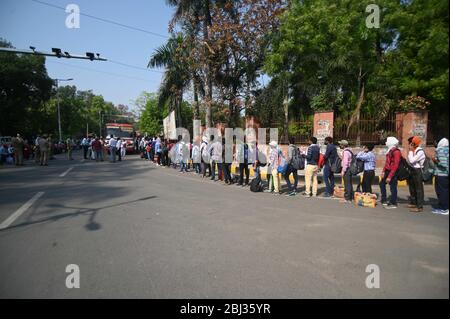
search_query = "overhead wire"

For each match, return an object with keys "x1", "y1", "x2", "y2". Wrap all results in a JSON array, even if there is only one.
[
  {"x1": 30, "y1": 0, "x2": 169, "y2": 39},
  {"x1": 47, "y1": 60, "x2": 153, "y2": 82}
]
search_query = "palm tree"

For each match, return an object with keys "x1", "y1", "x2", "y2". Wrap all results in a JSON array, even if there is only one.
[
  {"x1": 148, "y1": 35, "x2": 190, "y2": 128},
  {"x1": 166, "y1": 0, "x2": 218, "y2": 128}
]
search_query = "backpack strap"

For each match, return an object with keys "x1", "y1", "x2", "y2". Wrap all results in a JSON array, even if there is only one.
[{"x1": 345, "y1": 149, "x2": 354, "y2": 157}]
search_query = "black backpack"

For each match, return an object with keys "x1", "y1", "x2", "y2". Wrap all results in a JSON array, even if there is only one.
[
  {"x1": 415, "y1": 149, "x2": 435, "y2": 182},
  {"x1": 349, "y1": 151, "x2": 365, "y2": 175},
  {"x1": 291, "y1": 146, "x2": 304, "y2": 170},
  {"x1": 330, "y1": 156, "x2": 342, "y2": 174},
  {"x1": 391, "y1": 149, "x2": 412, "y2": 181},
  {"x1": 250, "y1": 175, "x2": 263, "y2": 192}
]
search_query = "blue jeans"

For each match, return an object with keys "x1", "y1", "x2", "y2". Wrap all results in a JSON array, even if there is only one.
[
  {"x1": 110, "y1": 147, "x2": 116, "y2": 162},
  {"x1": 194, "y1": 163, "x2": 201, "y2": 174},
  {"x1": 435, "y1": 176, "x2": 449, "y2": 210},
  {"x1": 380, "y1": 170, "x2": 398, "y2": 205},
  {"x1": 95, "y1": 150, "x2": 103, "y2": 161},
  {"x1": 179, "y1": 160, "x2": 188, "y2": 172},
  {"x1": 253, "y1": 165, "x2": 260, "y2": 179},
  {"x1": 323, "y1": 165, "x2": 334, "y2": 195},
  {"x1": 284, "y1": 165, "x2": 298, "y2": 192}
]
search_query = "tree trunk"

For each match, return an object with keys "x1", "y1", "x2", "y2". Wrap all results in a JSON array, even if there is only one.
[
  {"x1": 177, "y1": 91, "x2": 183, "y2": 129},
  {"x1": 347, "y1": 67, "x2": 365, "y2": 146},
  {"x1": 203, "y1": 1, "x2": 213, "y2": 128},
  {"x1": 356, "y1": 85, "x2": 363, "y2": 146},
  {"x1": 283, "y1": 95, "x2": 289, "y2": 144},
  {"x1": 204, "y1": 68, "x2": 212, "y2": 128},
  {"x1": 193, "y1": 79, "x2": 200, "y2": 120}
]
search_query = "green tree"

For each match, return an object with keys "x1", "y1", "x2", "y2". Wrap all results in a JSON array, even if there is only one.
[
  {"x1": 264, "y1": 0, "x2": 406, "y2": 143},
  {"x1": 384, "y1": 0, "x2": 449, "y2": 135},
  {"x1": 0, "y1": 39, "x2": 53, "y2": 137},
  {"x1": 137, "y1": 92, "x2": 165, "y2": 137},
  {"x1": 149, "y1": 34, "x2": 192, "y2": 128},
  {"x1": 264, "y1": 0, "x2": 448, "y2": 140},
  {"x1": 167, "y1": 0, "x2": 216, "y2": 128},
  {"x1": 42, "y1": 86, "x2": 123, "y2": 139}
]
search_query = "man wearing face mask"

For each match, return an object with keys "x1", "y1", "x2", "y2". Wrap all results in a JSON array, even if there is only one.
[{"x1": 380, "y1": 137, "x2": 401, "y2": 209}]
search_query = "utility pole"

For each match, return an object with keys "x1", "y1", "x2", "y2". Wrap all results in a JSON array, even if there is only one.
[{"x1": 55, "y1": 78, "x2": 73, "y2": 142}]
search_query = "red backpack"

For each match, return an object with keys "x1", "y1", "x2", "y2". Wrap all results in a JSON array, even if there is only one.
[{"x1": 318, "y1": 153, "x2": 325, "y2": 168}]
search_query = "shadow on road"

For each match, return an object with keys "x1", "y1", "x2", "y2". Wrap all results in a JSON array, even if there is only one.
[{"x1": 0, "y1": 195, "x2": 157, "y2": 233}]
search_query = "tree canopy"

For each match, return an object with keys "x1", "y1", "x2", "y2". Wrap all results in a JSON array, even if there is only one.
[{"x1": 0, "y1": 39, "x2": 53, "y2": 136}]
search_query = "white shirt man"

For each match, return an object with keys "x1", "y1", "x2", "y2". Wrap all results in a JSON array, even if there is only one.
[
  {"x1": 108, "y1": 136, "x2": 117, "y2": 148},
  {"x1": 408, "y1": 147, "x2": 426, "y2": 168},
  {"x1": 108, "y1": 136, "x2": 117, "y2": 162},
  {"x1": 120, "y1": 140, "x2": 127, "y2": 158},
  {"x1": 139, "y1": 138, "x2": 146, "y2": 149}
]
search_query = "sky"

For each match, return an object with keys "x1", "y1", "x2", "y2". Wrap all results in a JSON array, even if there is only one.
[{"x1": 0, "y1": 0, "x2": 175, "y2": 111}]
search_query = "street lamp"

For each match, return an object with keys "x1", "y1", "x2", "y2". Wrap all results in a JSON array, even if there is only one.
[{"x1": 54, "y1": 78, "x2": 73, "y2": 142}]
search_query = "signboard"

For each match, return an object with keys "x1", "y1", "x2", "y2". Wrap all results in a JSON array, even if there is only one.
[{"x1": 163, "y1": 111, "x2": 177, "y2": 140}]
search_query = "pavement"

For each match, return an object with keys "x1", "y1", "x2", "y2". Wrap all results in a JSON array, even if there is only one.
[{"x1": 0, "y1": 151, "x2": 448, "y2": 298}]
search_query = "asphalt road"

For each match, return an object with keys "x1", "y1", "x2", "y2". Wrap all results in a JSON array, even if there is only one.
[{"x1": 0, "y1": 151, "x2": 448, "y2": 298}]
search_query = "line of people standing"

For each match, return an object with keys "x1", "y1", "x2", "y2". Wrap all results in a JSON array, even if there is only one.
[{"x1": 157, "y1": 134, "x2": 448, "y2": 215}]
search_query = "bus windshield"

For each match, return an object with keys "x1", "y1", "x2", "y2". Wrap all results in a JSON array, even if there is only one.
[{"x1": 106, "y1": 127, "x2": 133, "y2": 138}]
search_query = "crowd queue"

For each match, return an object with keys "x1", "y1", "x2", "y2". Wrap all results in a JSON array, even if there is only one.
[
  {"x1": 3, "y1": 132, "x2": 448, "y2": 215},
  {"x1": 1, "y1": 133, "x2": 130, "y2": 166},
  {"x1": 137, "y1": 134, "x2": 448, "y2": 216}
]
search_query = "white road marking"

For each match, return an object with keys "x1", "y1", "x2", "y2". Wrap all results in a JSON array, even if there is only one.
[
  {"x1": 60, "y1": 166, "x2": 74, "y2": 177},
  {"x1": 0, "y1": 192, "x2": 45, "y2": 230}
]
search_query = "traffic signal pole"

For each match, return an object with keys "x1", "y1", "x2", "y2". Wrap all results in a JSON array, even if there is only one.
[{"x1": 0, "y1": 47, "x2": 107, "y2": 61}]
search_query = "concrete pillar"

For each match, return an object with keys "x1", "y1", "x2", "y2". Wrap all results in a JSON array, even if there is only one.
[{"x1": 396, "y1": 110, "x2": 428, "y2": 150}]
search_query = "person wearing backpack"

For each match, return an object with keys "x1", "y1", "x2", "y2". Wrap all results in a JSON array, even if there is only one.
[
  {"x1": 407, "y1": 136, "x2": 426, "y2": 213},
  {"x1": 266, "y1": 141, "x2": 281, "y2": 195},
  {"x1": 356, "y1": 143, "x2": 376, "y2": 193},
  {"x1": 177, "y1": 136, "x2": 189, "y2": 173},
  {"x1": 210, "y1": 135, "x2": 223, "y2": 181},
  {"x1": 192, "y1": 138, "x2": 201, "y2": 174},
  {"x1": 302, "y1": 136, "x2": 320, "y2": 198},
  {"x1": 200, "y1": 135, "x2": 211, "y2": 178},
  {"x1": 236, "y1": 137, "x2": 250, "y2": 186},
  {"x1": 284, "y1": 137, "x2": 300, "y2": 196},
  {"x1": 222, "y1": 137, "x2": 233, "y2": 184},
  {"x1": 323, "y1": 137, "x2": 338, "y2": 197},
  {"x1": 339, "y1": 140, "x2": 354, "y2": 203},
  {"x1": 380, "y1": 137, "x2": 401, "y2": 209},
  {"x1": 432, "y1": 138, "x2": 449, "y2": 215}
]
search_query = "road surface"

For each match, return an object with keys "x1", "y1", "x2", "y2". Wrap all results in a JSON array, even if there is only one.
[{"x1": 0, "y1": 151, "x2": 448, "y2": 298}]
